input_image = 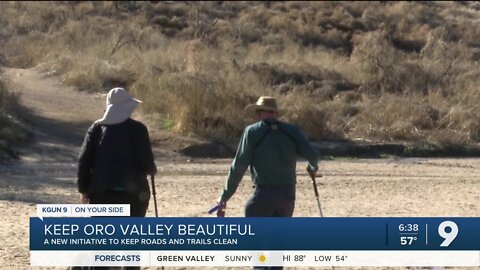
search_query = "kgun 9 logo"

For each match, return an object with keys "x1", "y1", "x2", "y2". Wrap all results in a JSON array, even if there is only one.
[{"x1": 438, "y1": 221, "x2": 458, "y2": 247}]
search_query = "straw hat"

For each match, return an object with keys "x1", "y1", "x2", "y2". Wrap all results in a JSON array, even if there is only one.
[
  {"x1": 96, "y1": 87, "x2": 141, "y2": 125},
  {"x1": 245, "y1": 96, "x2": 279, "y2": 113}
]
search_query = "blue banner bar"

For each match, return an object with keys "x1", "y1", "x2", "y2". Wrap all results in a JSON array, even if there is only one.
[{"x1": 30, "y1": 218, "x2": 480, "y2": 251}]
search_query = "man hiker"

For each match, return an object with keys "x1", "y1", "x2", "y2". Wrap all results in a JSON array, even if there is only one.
[
  {"x1": 215, "y1": 96, "x2": 319, "y2": 219},
  {"x1": 214, "y1": 96, "x2": 319, "y2": 270}
]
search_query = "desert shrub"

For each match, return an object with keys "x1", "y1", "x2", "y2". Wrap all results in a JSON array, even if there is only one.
[
  {"x1": 350, "y1": 30, "x2": 433, "y2": 95},
  {"x1": 280, "y1": 95, "x2": 330, "y2": 139},
  {"x1": 350, "y1": 31, "x2": 400, "y2": 94},
  {"x1": 0, "y1": 77, "x2": 30, "y2": 157},
  {"x1": 140, "y1": 63, "x2": 265, "y2": 139},
  {"x1": 279, "y1": 94, "x2": 350, "y2": 140},
  {"x1": 0, "y1": 78, "x2": 18, "y2": 112},
  {"x1": 63, "y1": 59, "x2": 135, "y2": 93},
  {"x1": 348, "y1": 95, "x2": 440, "y2": 142}
]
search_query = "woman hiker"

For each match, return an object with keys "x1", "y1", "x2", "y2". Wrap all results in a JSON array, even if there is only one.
[
  {"x1": 77, "y1": 87, "x2": 157, "y2": 217},
  {"x1": 75, "y1": 87, "x2": 157, "y2": 270}
]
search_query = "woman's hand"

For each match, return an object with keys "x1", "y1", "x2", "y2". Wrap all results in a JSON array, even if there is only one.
[{"x1": 81, "y1": 193, "x2": 89, "y2": 204}]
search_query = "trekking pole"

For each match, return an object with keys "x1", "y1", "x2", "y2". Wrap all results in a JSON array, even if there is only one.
[
  {"x1": 150, "y1": 174, "x2": 158, "y2": 217},
  {"x1": 308, "y1": 168, "x2": 335, "y2": 270},
  {"x1": 151, "y1": 174, "x2": 164, "y2": 270},
  {"x1": 307, "y1": 167, "x2": 323, "y2": 217}
]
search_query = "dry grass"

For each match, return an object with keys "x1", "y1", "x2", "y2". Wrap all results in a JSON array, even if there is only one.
[
  {"x1": 0, "y1": 75, "x2": 30, "y2": 159},
  {"x1": 1, "y1": 1, "x2": 480, "y2": 145}
]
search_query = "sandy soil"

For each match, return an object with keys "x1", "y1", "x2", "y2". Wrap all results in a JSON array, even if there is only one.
[{"x1": 0, "y1": 67, "x2": 479, "y2": 270}]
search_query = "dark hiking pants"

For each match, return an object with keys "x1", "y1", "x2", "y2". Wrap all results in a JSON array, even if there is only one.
[
  {"x1": 245, "y1": 185, "x2": 295, "y2": 270},
  {"x1": 69, "y1": 191, "x2": 150, "y2": 270},
  {"x1": 89, "y1": 190, "x2": 149, "y2": 217}
]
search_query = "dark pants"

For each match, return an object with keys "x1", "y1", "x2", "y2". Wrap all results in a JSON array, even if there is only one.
[
  {"x1": 70, "y1": 191, "x2": 150, "y2": 270},
  {"x1": 245, "y1": 185, "x2": 295, "y2": 270},
  {"x1": 245, "y1": 185, "x2": 295, "y2": 217},
  {"x1": 89, "y1": 190, "x2": 150, "y2": 217}
]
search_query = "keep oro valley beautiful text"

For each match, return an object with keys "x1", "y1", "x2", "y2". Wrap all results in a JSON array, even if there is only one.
[{"x1": 44, "y1": 223, "x2": 256, "y2": 236}]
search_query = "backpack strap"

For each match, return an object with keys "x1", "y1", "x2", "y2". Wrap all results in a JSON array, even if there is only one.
[
  {"x1": 252, "y1": 122, "x2": 272, "y2": 155},
  {"x1": 277, "y1": 124, "x2": 299, "y2": 152},
  {"x1": 251, "y1": 121, "x2": 298, "y2": 158}
]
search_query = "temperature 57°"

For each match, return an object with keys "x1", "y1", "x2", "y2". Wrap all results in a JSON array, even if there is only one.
[{"x1": 400, "y1": 236, "x2": 417, "y2": 245}]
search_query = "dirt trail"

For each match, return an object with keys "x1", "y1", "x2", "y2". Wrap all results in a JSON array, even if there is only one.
[
  {"x1": 0, "y1": 67, "x2": 479, "y2": 270},
  {"x1": 4, "y1": 67, "x2": 104, "y2": 159},
  {"x1": 0, "y1": 67, "x2": 105, "y2": 268}
]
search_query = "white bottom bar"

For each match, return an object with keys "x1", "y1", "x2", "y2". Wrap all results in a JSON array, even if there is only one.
[{"x1": 30, "y1": 250, "x2": 480, "y2": 267}]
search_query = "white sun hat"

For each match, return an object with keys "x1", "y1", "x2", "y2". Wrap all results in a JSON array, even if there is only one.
[{"x1": 96, "y1": 87, "x2": 142, "y2": 125}]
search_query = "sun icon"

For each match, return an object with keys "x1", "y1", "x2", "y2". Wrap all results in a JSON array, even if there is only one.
[{"x1": 258, "y1": 254, "x2": 267, "y2": 263}]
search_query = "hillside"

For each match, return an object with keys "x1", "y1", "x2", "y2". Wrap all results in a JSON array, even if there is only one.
[{"x1": 1, "y1": 1, "x2": 480, "y2": 150}]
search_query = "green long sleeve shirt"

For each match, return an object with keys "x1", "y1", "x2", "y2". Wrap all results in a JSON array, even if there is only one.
[{"x1": 219, "y1": 119, "x2": 319, "y2": 202}]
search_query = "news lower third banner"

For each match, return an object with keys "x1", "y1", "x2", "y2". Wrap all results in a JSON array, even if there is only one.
[{"x1": 30, "y1": 217, "x2": 480, "y2": 267}]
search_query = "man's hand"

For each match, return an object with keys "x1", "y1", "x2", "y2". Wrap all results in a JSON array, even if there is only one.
[
  {"x1": 216, "y1": 201, "x2": 226, "y2": 217},
  {"x1": 81, "y1": 193, "x2": 89, "y2": 204}
]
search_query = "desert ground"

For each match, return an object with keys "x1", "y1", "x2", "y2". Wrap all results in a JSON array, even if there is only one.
[{"x1": 0, "y1": 67, "x2": 479, "y2": 270}]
